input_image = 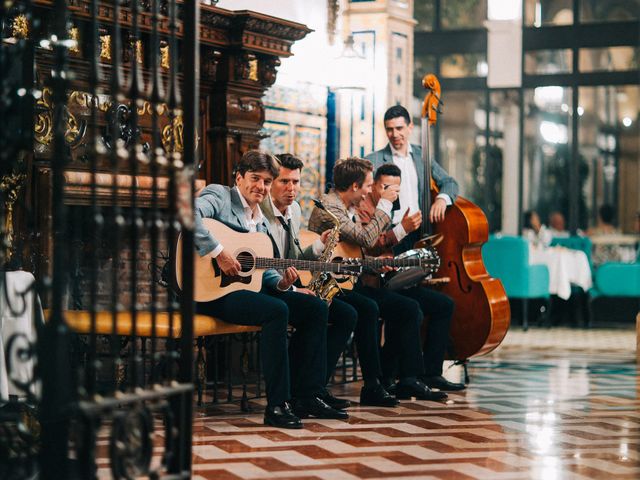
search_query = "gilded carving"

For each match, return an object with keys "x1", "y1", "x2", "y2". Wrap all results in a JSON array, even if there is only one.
[
  {"x1": 136, "y1": 40, "x2": 144, "y2": 64},
  {"x1": 100, "y1": 34, "x2": 111, "y2": 60},
  {"x1": 0, "y1": 168, "x2": 27, "y2": 262},
  {"x1": 69, "y1": 26, "x2": 80, "y2": 54},
  {"x1": 162, "y1": 115, "x2": 184, "y2": 153},
  {"x1": 160, "y1": 43, "x2": 170, "y2": 69},
  {"x1": 11, "y1": 14, "x2": 29, "y2": 39},
  {"x1": 34, "y1": 88, "x2": 53, "y2": 146},
  {"x1": 34, "y1": 88, "x2": 86, "y2": 148},
  {"x1": 248, "y1": 58, "x2": 259, "y2": 82}
]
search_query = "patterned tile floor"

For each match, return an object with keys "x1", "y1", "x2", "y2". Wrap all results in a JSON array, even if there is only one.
[{"x1": 94, "y1": 326, "x2": 639, "y2": 479}]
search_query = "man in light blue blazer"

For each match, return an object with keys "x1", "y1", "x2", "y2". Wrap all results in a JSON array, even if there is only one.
[
  {"x1": 364, "y1": 106, "x2": 465, "y2": 392},
  {"x1": 194, "y1": 150, "x2": 338, "y2": 428}
]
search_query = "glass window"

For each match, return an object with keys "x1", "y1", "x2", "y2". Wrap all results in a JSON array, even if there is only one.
[
  {"x1": 441, "y1": 0, "x2": 487, "y2": 29},
  {"x1": 524, "y1": 0, "x2": 573, "y2": 27},
  {"x1": 438, "y1": 91, "x2": 485, "y2": 200},
  {"x1": 580, "y1": 0, "x2": 640, "y2": 23},
  {"x1": 415, "y1": 0, "x2": 435, "y2": 31},
  {"x1": 441, "y1": 52, "x2": 488, "y2": 78},
  {"x1": 524, "y1": 49, "x2": 572, "y2": 74},
  {"x1": 579, "y1": 46, "x2": 639, "y2": 72},
  {"x1": 523, "y1": 87, "x2": 578, "y2": 228},
  {"x1": 413, "y1": 53, "x2": 437, "y2": 97},
  {"x1": 579, "y1": 85, "x2": 640, "y2": 233}
]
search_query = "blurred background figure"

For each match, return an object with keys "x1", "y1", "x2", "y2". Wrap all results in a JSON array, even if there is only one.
[
  {"x1": 548, "y1": 211, "x2": 569, "y2": 238},
  {"x1": 587, "y1": 204, "x2": 623, "y2": 266},
  {"x1": 523, "y1": 210, "x2": 552, "y2": 249}
]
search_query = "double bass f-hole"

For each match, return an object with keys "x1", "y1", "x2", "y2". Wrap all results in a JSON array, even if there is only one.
[{"x1": 447, "y1": 260, "x2": 472, "y2": 293}]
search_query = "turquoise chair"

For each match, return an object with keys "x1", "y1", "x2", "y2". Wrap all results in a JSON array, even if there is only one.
[
  {"x1": 589, "y1": 262, "x2": 640, "y2": 324},
  {"x1": 482, "y1": 235, "x2": 550, "y2": 330}
]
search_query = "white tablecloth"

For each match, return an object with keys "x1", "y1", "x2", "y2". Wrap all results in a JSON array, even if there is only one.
[
  {"x1": 529, "y1": 246, "x2": 593, "y2": 300},
  {"x1": 0, "y1": 271, "x2": 42, "y2": 400}
]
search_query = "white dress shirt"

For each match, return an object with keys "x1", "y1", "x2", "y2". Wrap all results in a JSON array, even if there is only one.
[
  {"x1": 389, "y1": 143, "x2": 451, "y2": 228},
  {"x1": 210, "y1": 187, "x2": 264, "y2": 258}
]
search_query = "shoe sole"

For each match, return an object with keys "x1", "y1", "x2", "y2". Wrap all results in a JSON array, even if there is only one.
[
  {"x1": 263, "y1": 418, "x2": 304, "y2": 429},
  {"x1": 395, "y1": 394, "x2": 447, "y2": 401}
]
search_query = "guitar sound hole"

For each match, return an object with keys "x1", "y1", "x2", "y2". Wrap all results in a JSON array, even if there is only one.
[{"x1": 236, "y1": 251, "x2": 255, "y2": 273}]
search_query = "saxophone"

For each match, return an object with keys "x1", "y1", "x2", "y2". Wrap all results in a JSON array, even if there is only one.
[{"x1": 307, "y1": 200, "x2": 343, "y2": 303}]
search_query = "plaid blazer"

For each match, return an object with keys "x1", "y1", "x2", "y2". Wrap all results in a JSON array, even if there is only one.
[{"x1": 307, "y1": 190, "x2": 391, "y2": 250}]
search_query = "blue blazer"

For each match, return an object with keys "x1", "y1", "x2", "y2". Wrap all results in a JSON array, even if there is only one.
[
  {"x1": 194, "y1": 184, "x2": 282, "y2": 292},
  {"x1": 365, "y1": 144, "x2": 459, "y2": 202}
]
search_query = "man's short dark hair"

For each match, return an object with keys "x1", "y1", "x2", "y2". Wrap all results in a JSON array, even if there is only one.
[
  {"x1": 384, "y1": 105, "x2": 411, "y2": 125},
  {"x1": 523, "y1": 210, "x2": 535, "y2": 229},
  {"x1": 234, "y1": 150, "x2": 280, "y2": 179},
  {"x1": 374, "y1": 163, "x2": 402, "y2": 181},
  {"x1": 275, "y1": 153, "x2": 304, "y2": 172},
  {"x1": 599, "y1": 204, "x2": 615, "y2": 224},
  {"x1": 333, "y1": 157, "x2": 374, "y2": 191}
]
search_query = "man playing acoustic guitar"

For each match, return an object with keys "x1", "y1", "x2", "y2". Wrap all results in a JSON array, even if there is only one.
[{"x1": 194, "y1": 150, "x2": 345, "y2": 429}]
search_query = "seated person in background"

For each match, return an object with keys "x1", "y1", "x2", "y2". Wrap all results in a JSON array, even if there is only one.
[
  {"x1": 587, "y1": 204, "x2": 622, "y2": 266},
  {"x1": 548, "y1": 211, "x2": 569, "y2": 238},
  {"x1": 523, "y1": 210, "x2": 552, "y2": 249}
]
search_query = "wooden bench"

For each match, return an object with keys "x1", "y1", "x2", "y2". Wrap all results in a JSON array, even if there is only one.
[{"x1": 44, "y1": 309, "x2": 261, "y2": 408}]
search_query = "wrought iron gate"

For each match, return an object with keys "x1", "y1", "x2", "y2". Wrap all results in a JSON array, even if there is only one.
[{"x1": 1, "y1": 0, "x2": 199, "y2": 478}]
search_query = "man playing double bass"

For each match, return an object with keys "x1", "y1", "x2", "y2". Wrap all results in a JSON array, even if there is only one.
[{"x1": 365, "y1": 105, "x2": 465, "y2": 392}]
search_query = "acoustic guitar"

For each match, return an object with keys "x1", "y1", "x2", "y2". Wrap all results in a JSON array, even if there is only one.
[
  {"x1": 297, "y1": 230, "x2": 441, "y2": 288},
  {"x1": 175, "y1": 219, "x2": 362, "y2": 302}
]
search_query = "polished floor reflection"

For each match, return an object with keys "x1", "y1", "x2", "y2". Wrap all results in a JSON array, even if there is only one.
[
  {"x1": 100, "y1": 327, "x2": 640, "y2": 479},
  {"x1": 191, "y1": 327, "x2": 639, "y2": 479}
]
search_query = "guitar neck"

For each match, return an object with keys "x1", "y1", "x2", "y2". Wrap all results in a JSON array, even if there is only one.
[
  {"x1": 362, "y1": 258, "x2": 429, "y2": 269},
  {"x1": 254, "y1": 257, "x2": 355, "y2": 273}
]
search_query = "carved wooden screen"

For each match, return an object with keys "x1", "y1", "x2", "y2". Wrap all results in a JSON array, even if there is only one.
[{"x1": 0, "y1": 1, "x2": 199, "y2": 478}]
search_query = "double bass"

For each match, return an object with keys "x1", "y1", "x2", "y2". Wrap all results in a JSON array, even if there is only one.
[{"x1": 419, "y1": 74, "x2": 510, "y2": 361}]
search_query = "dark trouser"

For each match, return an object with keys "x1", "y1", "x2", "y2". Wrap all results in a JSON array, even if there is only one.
[
  {"x1": 399, "y1": 287, "x2": 454, "y2": 377},
  {"x1": 197, "y1": 290, "x2": 289, "y2": 407},
  {"x1": 275, "y1": 291, "x2": 329, "y2": 399},
  {"x1": 325, "y1": 298, "x2": 358, "y2": 385},
  {"x1": 356, "y1": 285, "x2": 424, "y2": 380},
  {"x1": 338, "y1": 291, "x2": 382, "y2": 384}
]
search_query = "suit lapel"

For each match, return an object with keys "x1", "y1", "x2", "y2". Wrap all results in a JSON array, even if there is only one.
[
  {"x1": 229, "y1": 188, "x2": 248, "y2": 229},
  {"x1": 382, "y1": 144, "x2": 393, "y2": 164},
  {"x1": 411, "y1": 145, "x2": 426, "y2": 201}
]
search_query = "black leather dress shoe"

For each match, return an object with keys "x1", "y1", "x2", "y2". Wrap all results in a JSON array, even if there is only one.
[
  {"x1": 293, "y1": 397, "x2": 349, "y2": 420},
  {"x1": 421, "y1": 375, "x2": 466, "y2": 392},
  {"x1": 319, "y1": 390, "x2": 351, "y2": 410},
  {"x1": 264, "y1": 402, "x2": 303, "y2": 429},
  {"x1": 395, "y1": 380, "x2": 448, "y2": 401},
  {"x1": 360, "y1": 384, "x2": 399, "y2": 407}
]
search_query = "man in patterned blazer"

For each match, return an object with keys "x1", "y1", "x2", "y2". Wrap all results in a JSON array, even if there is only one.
[
  {"x1": 194, "y1": 150, "x2": 343, "y2": 429},
  {"x1": 308, "y1": 157, "x2": 447, "y2": 401},
  {"x1": 364, "y1": 105, "x2": 465, "y2": 392}
]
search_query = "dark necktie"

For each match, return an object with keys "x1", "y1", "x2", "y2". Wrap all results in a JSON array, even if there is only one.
[{"x1": 276, "y1": 216, "x2": 292, "y2": 258}]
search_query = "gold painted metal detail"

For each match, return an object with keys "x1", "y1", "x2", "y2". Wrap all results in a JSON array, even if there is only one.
[
  {"x1": 100, "y1": 34, "x2": 111, "y2": 60},
  {"x1": 34, "y1": 88, "x2": 85, "y2": 148},
  {"x1": 248, "y1": 58, "x2": 259, "y2": 82},
  {"x1": 160, "y1": 44, "x2": 170, "y2": 69},
  {"x1": 11, "y1": 14, "x2": 29, "y2": 39},
  {"x1": 69, "y1": 26, "x2": 80, "y2": 54}
]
